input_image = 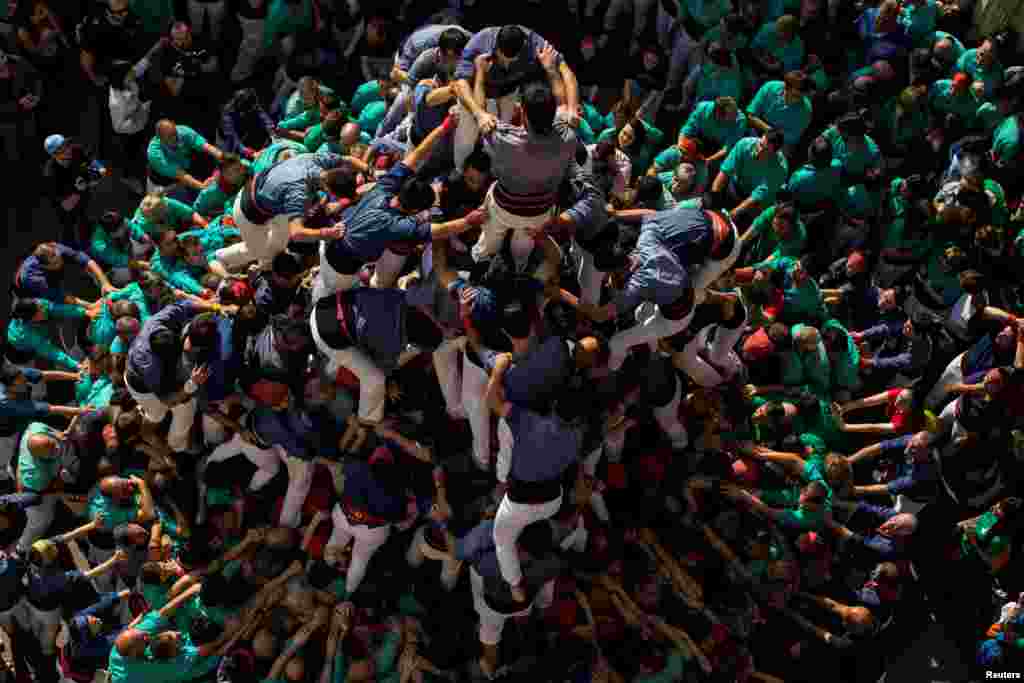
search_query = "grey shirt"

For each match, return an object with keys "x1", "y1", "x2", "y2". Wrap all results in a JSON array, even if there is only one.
[
  {"x1": 398, "y1": 23, "x2": 471, "y2": 75},
  {"x1": 562, "y1": 160, "x2": 608, "y2": 243},
  {"x1": 483, "y1": 112, "x2": 577, "y2": 200},
  {"x1": 252, "y1": 151, "x2": 345, "y2": 220}
]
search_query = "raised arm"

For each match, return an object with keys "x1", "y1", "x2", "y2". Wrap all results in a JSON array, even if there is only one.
[
  {"x1": 846, "y1": 441, "x2": 885, "y2": 466},
  {"x1": 134, "y1": 475, "x2": 156, "y2": 524},
  {"x1": 159, "y1": 582, "x2": 202, "y2": 618},
  {"x1": 485, "y1": 353, "x2": 513, "y2": 418},
  {"x1": 403, "y1": 112, "x2": 459, "y2": 172}
]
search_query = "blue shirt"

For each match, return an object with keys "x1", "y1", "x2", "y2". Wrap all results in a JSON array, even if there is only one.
[
  {"x1": 342, "y1": 459, "x2": 414, "y2": 524},
  {"x1": 411, "y1": 82, "x2": 450, "y2": 143},
  {"x1": 25, "y1": 565, "x2": 85, "y2": 611},
  {"x1": 126, "y1": 301, "x2": 201, "y2": 397},
  {"x1": 563, "y1": 160, "x2": 608, "y2": 243},
  {"x1": 0, "y1": 368, "x2": 48, "y2": 437},
  {"x1": 506, "y1": 403, "x2": 581, "y2": 482},
  {"x1": 252, "y1": 150, "x2": 346, "y2": 220},
  {"x1": 0, "y1": 553, "x2": 26, "y2": 611},
  {"x1": 501, "y1": 336, "x2": 572, "y2": 408},
  {"x1": 68, "y1": 592, "x2": 126, "y2": 673},
  {"x1": 252, "y1": 406, "x2": 314, "y2": 460},
  {"x1": 15, "y1": 245, "x2": 91, "y2": 301},
  {"x1": 455, "y1": 26, "x2": 561, "y2": 98},
  {"x1": 327, "y1": 162, "x2": 431, "y2": 265},
  {"x1": 613, "y1": 221, "x2": 689, "y2": 312}
]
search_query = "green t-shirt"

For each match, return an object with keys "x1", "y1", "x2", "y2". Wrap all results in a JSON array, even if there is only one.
[
  {"x1": 961, "y1": 510, "x2": 1011, "y2": 565},
  {"x1": 821, "y1": 125, "x2": 881, "y2": 180},
  {"x1": 264, "y1": 0, "x2": 313, "y2": 48},
  {"x1": 357, "y1": 101, "x2": 387, "y2": 137},
  {"x1": 720, "y1": 136, "x2": 788, "y2": 204},
  {"x1": 822, "y1": 319, "x2": 860, "y2": 390},
  {"x1": 746, "y1": 204, "x2": 807, "y2": 264},
  {"x1": 253, "y1": 140, "x2": 308, "y2": 175},
  {"x1": 928, "y1": 79, "x2": 979, "y2": 123},
  {"x1": 108, "y1": 612, "x2": 204, "y2": 683},
  {"x1": 992, "y1": 115, "x2": 1021, "y2": 167},
  {"x1": 352, "y1": 80, "x2": 384, "y2": 114},
  {"x1": 597, "y1": 122, "x2": 665, "y2": 177},
  {"x1": 785, "y1": 162, "x2": 843, "y2": 208},
  {"x1": 17, "y1": 423, "x2": 61, "y2": 493},
  {"x1": 633, "y1": 649, "x2": 687, "y2": 683},
  {"x1": 87, "y1": 487, "x2": 140, "y2": 530},
  {"x1": 147, "y1": 126, "x2": 207, "y2": 181},
  {"x1": 899, "y1": 0, "x2": 938, "y2": 44},
  {"x1": 88, "y1": 283, "x2": 151, "y2": 350},
  {"x1": 130, "y1": 197, "x2": 196, "y2": 239},
  {"x1": 751, "y1": 22, "x2": 805, "y2": 73},
  {"x1": 693, "y1": 61, "x2": 744, "y2": 107},
  {"x1": 680, "y1": 101, "x2": 749, "y2": 153},
  {"x1": 747, "y1": 80, "x2": 812, "y2": 147}
]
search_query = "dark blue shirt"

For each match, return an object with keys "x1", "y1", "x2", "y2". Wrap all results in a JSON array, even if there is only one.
[
  {"x1": 253, "y1": 151, "x2": 345, "y2": 220},
  {"x1": 0, "y1": 552, "x2": 26, "y2": 611},
  {"x1": 878, "y1": 435, "x2": 938, "y2": 499},
  {"x1": 411, "y1": 83, "x2": 449, "y2": 144},
  {"x1": 341, "y1": 460, "x2": 410, "y2": 524},
  {"x1": 126, "y1": 301, "x2": 201, "y2": 397},
  {"x1": 0, "y1": 493, "x2": 41, "y2": 549},
  {"x1": 326, "y1": 163, "x2": 432, "y2": 267},
  {"x1": 252, "y1": 406, "x2": 314, "y2": 460},
  {"x1": 15, "y1": 245, "x2": 91, "y2": 301},
  {"x1": 497, "y1": 336, "x2": 572, "y2": 409},
  {"x1": 506, "y1": 404, "x2": 581, "y2": 482},
  {"x1": 67, "y1": 592, "x2": 125, "y2": 673},
  {"x1": 455, "y1": 26, "x2": 561, "y2": 98},
  {"x1": 25, "y1": 566, "x2": 85, "y2": 611},
  {"x1": 0, "y1": 368, "x2": 49, "y2": 437}
]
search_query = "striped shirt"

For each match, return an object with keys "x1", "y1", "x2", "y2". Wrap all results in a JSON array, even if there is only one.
[{"x1": 483, "y1": 113, "x2": 577, "y2": 215}]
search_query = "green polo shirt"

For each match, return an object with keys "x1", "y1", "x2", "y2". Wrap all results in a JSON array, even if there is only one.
[
  {"x1": 720, "y1": 136, "x2": 789, "y2": 205},
  {"x1": 147, "y1": 126, "x2": 206, "y2": 181},
  {"x1": 680, "y1": 101, "x2": 749, "y2": 153},
  {"x1": 17, "y1": 423, "x2": 61, "y2": 493}
]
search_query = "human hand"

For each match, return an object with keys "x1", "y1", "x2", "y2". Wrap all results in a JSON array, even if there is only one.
[
  {"x1": 245, "y1": 527, "x2": 267, "y2": 544},
  {"x1": 113, "y1": 549, "x2": 129, "y2": 563},
  {"x1": 321, "y1": 222, "x2": 346, "y2": 241},
  {"x1": 101, "y1": 283, "x2": 120, "y2": 296},
  {"x1": 474, "y1": 53, "x2": 494, "y2": 74},
  {"x1": 464, "y1": 208, "x2": 486, "y2": 227},
  {"x1": 537, "y1": 43, "x2": 559, "y2": 72},
  {"x1": 476, "y1": 110, "x2": 497, "y2": 135},
  {"x1": 510, "y1": 582, "x2": 527, "y2": 603},
  {"x1": 190, "y1": 365, "x2": 211, "y2": 387}
]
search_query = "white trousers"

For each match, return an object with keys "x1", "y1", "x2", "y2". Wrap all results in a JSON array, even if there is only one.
[
  {"x1": 495, "y1": 418, "x2": 514, "y2": 484},
  {"x1": 470, "y1": 184, "x2": 554, "y2": 265},
  {"x1": 492, "y1": 492, "x2": 562, "y2": 586},
  {"x1": 370, "y1": 248, "x2": 408, "y2": 289},
  {"x1": 312, "y1": 240, "x2": 359, "y2": 302},
  {"x1": 679, "y1": 324, "x2": 742, "y2": 388},
  {"x1": 454, "y1": 95, "x2": 518, "y2": 172},
  {"x1": 433, "y1": 336, "x2": 466, "y2": 419},
  {"x1": 279, "y1": 450, "x2": 314, "y2": 529},
  {"x1": 123, "y1": 373, "x2": 196, "y2": 453},
  {"x1": 207, "y1": 432, "x2": 281, "y2": 491},
  {"x1": 187, "y1": 0, "x2": 227, "y2": 40},
  {"x1": 461, "y1": 353, "x2": 492, "y2": 470},
  {"x1": 328, "y1": 503, "x2": 391, "y2": 594},
  {"x1": 575, "y1": 241, "x2": 605, "y2": 308},
  {"x1": 406, "y1": 524, "x2": 461, "y2": 592},
  {"x1": 216, "y1": 193, "x2": 293, "y2": 271},
  {"x1": 924, "y1": 352, "x2": 965, "y2": 412},
  {"x1": 652, "y1": 369, "x2": 688, "y2": 450},
  {"x1": 471, "y1": 568, "x2": 554, "y2": 646},
  {"x1": 609, "y1": 302, "x2": 695, "y2": 372},
  {"x1": 310, "y1": 308, "x2": 387, "y2": 423}
]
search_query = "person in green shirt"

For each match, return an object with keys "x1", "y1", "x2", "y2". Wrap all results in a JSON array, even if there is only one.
[
  {"x1": 991, "y1": 113, "x2": 1022, "y2": 169},
  {"x1": 87, "y1": 282, "x2": 151, "y2": 351},
  {"x1": 252, "y1": 139, "x2": 307, "y2": 176},
  {"x1": 958, "y1": 497, "x2": 1021, "y2": 574},
  {"x1": 785, "y1": 136, "x2": 843, "y2": 212},
  {"x1": 276, "y1": 85, "x2": 340, "y2": 142},
  {"x1": 712, "y1": 131, "x2": 789, "y2": 224},
  {"x1": 7, "y1": 298, "x2": 90, "y2": 371},
  {"x1": 679, "y1": 97, "x2": 749, "y2": 164},
  {"x1": 740, "y1": 199, "x2": 807, "y2": 266},
  {"x1": 90, "y1": 210, "x2": 136, "y2": 285},
  {"x1": 147, "y1": 119, "x2": 224, "y2": 194},
  {"x1": 929, "y1": 75, "x2": 982, "y2": 131},
  {"x1": 725, "y1": 476, "x2": 832, "y2": 532},
  {"x1": 899, "y1": 0, "x2": 938, "y2": 46},
  {"x1": 683, "y1": 42, "x2": 744, "y2": 111},
  {"x1": 131, "y1": 192, "x2": 206, "y2": 242},
  {"x1": 928, "y1": 30, "x2": 965, "y2": 69},
  {"x1": 193, "y1": 153, "x2": 249, "y2": 219},
  {"x1": 648, "y1": 134, "x2": 707, "y2": 182},
  {"x1": 108, "y1": 583, "x2": 231, "y2": 683},
  {"x1": 15, "y1": 422, "x2": 65, "y2": 548},
  {"x1": 150, "y1": 229, "x2": 210, "y2": 296},
  {"x1": 597, "y1": 118, "x2": 665, "y2": 178},
  {"x1": 351, "y1": 76, "x2": 397, "y2": 120},
  {"x1": 87, "y1": 474, "x2": 156, "y2": 531},
  {"x1": 818, "y1": 320, "x2": 858, "y2": 395},
  {"x1": 180, "y1": 221, "x2": 242, "y2": 282},
  {"x1": 750, "y1": 15, "x2": 805, "y2": 76},
  {"x1": 876, "y1": 86, "x2": 930, "y2": 158},
  {"x1": 956, "y1": 39, "x2": 1003, "y2": 99},
  {"x1": 654, "y1": 162, "x2": 706, "y2": 210},
  {"x1": 746, "y1": 72, "x2": 813, "y2": 152},
  {"x1": 75, "y1": 356, "x2": 115, "y2": 408},
  {"x1": 821, "y1": 115, "x2": 882, "y2": 185}
]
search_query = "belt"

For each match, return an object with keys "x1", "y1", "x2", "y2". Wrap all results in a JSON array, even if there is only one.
[
  {"x1": 507, "y1": 477, "x2": 562, "y2": 505},
  {"x1": 239, "y1": 178, "x2": 275, "y2": 224},
  {"x1": 493, "y1": 183, "x2": 557, "y2": 217}
]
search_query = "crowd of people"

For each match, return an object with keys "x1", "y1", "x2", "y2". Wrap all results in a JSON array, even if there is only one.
[{"x1": 0, "y1": 0, "x2": 1022, "y2": 681}]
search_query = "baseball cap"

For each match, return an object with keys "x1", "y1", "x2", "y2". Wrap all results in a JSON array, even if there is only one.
[{"x1": 44, "y1": 134, "x2": 66, "y2": 156}]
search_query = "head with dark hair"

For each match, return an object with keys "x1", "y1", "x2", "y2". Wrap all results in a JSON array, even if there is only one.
[
  {"x1": 807, "y1": 136, "x2": 831, "y2": 167},
  {"x1": 500, "y1": 296, "x2": 535, "y2": 340},
  {"x1": 149, "y1": 328, "x2": 180, "y2": 360},
  {"x1": 462, "y1": 148, "x2": 492, "y2": 195},
  {"x1": 438, "y1": 27, "x2": 468, "y2": 60},
  {"x1": 521, "y1": 82, "x2": 556, "y2": 135},
  {"x1": 616, "y1": 119, "x2": 647, "y2": 152},
  {"x1": 11, "y1": 299, "x2": 43, "y2": 322},
  {"x1": 320, "y1": 166, "x2": 357, "y2": 201},
  {"x1": 190, "y1": 614, "x2": 223, "y2": 646},
  {"x1": 592, "y1": 222, "x2": 631, "y2": 272},
  {"x1": 185, "y1": 313, "x2": 219, "y2": 357},
  {"x1": 632, "y1": 176, "x2": 663, "y2": 207},
  {"x1": 495, "y1": 25, "x2": 526, "y2": 61},
  {"x1": 397, "y1": 177, "x2": 436, "y2": 214},
  {"x1": 761, "y1": 129, "x2": 784, "y2": 154}
]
